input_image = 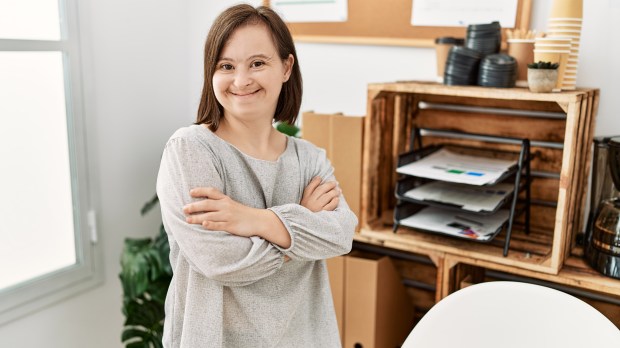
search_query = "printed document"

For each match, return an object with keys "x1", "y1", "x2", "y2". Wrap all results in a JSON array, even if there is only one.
[
  {"x1": 399, "y1": 206, "x2": 509, "y2": 241},
  {"x1": 411, "y1": 0, "x2": 518, "y2": 27},
  {"x1": 271, "y1": 0, "x2": 348, "y2": 23},
  {"x1": 403, "y1": 181, "x2": 514, "y2": 213},
  {"x1": 396, "y1": 148, "x2": 516, "y2": 186}
]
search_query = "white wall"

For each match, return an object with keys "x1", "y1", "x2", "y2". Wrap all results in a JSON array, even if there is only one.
[
  {"x1": 0, "y1": 1, "x2": 618, "y2": 347},
  {"x1": 0, "y1": 0, "x2": 189, "y2": 347}
]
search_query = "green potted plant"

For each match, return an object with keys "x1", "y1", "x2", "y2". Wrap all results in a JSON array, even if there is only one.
[
  {"x1": 120, "y1": 195, "x2": 172, "y2": 348},
  {"x1": 527, "y1": 61, "x2": 560, "y2": 93}
]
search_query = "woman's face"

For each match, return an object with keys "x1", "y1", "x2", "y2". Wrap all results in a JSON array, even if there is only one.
[{"x1": 212, "y1": 23, "x2": 293, "y2": 124}]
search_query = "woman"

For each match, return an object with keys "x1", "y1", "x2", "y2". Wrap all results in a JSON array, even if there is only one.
[{"x1": 156, "y1": 4, "x2": 357, "y2": 348}]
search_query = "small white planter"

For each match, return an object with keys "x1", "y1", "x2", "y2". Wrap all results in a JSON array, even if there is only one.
[{"x1": 528, "y1": 68, "x2": 558, "y2": 93}]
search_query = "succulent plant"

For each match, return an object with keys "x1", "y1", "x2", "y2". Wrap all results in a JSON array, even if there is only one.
[{"x1": 527, "y1": 61, "x2": 560, "y2": 69}]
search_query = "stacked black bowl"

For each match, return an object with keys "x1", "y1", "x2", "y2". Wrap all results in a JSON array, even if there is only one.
[
  {"x1": 478, "y1": 54, "x2": 517, "y2": 88},
  {"x1": 435, "y1": 36, "x2": 465, "y2": 46},
  {"x1": 465, "y1": 22, "x2": 502, "y2": 56},
  {"x1": 443, "y1": 46, "x2": 483, "y2": 86}
]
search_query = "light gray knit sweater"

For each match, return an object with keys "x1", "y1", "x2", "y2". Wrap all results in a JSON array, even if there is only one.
[{"x1": 156, "y1": 125, "x2": 357, "y2": 348}]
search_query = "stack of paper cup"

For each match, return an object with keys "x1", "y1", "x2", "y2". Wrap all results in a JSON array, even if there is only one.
[
  {"x1": 507, "y1": 39, "x2": 535, "y2": 87},
  {"x1": 547, "y1": 0, "x2": 583, "y2": 90},
  {"x1": 534, "y1": 37, "x2": 571, "y2": 91}
]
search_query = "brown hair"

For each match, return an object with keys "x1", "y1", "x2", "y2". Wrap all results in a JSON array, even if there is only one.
[{"x1": 196, "y1": 4, "x2": 302, "y2": 130}]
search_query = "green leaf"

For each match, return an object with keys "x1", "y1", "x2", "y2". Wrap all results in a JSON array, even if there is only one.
[
  {"x1": 146, "y1": 278, "x2": 171, "y2": 304},
  {"x1": 149, "y1": 335, "x2": 164, "y2": 348},
  {"x1": 141, "y1": 194, "x2": 159, "y2": 216},
  {"x1": 156, "y1": 226, "x2": 172, "y2": 276},
  {"x1": 120, "y1": 244, "x2": 151, "y2": 299},
  {"x1": 276, "y1": 122, "x2": 300, "y2": 137},
  {"x1": 122, "y1": 328, "x2": 149, "y2": 342},
  {"x1": 126, "y1": 341, "x2": 148, "y2": 348},
  {"x1": 124, "y1": 299, "x2": 162, "y2": 327}
]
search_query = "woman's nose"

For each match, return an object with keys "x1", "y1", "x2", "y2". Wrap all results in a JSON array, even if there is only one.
[{"x1": 233, "y1": 68, "x2": 252, "y2": 87}]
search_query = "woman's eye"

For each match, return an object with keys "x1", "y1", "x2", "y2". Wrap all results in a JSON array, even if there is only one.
[
  {"x1": 251, "y1": 61, "x2": 265, "y2": 68},
  {"x1": 219, "y1": 63, "x2": 234, "y2": 71}
]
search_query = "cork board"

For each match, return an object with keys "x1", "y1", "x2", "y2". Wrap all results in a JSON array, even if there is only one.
[{"x1": 264, "y1": 0, "x2": 532, "y2": 47}]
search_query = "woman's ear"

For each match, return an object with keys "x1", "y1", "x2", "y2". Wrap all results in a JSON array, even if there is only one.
[{"x1": 283, "y1": 54, "x2": 294, "y2": 82}]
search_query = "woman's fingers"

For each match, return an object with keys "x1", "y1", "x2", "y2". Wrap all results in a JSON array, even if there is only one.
[
  {"x1": 186, "y1": 210, "x2": 228, "y2": 225},
  {"x1": 312, "y1": 181, "x2": 338, "y2": 197},
  {"x1": 303, "y1": 176, "x2": 321, "y2": 197},
  {"x1": 202, "y1": 220, "x2": 227, "y2": 231},
  {"x1": 300, "y1": 177, "x2": 342, "y2": 212},
  {"x1": 183, "y1": 199, "x2": 216, "y2": 215},
  {"x1": 189, "y1": 187, "x2": 225, "y2": 199},
  {"x1": 185, "y1": 187, "x2": 228, "y2": 214},
  {"x1": 316, "y1": 186, "x2": 341, "y2": 208},
  {"x1": 186, "y1": 211, "x2": 213, "y2": 224},
  {"x1": 323, "y1": 196, "x2": 340, "y2": 211},
  {"x1": 301, "y1": 177, "x2": 322, "y2": 210}
]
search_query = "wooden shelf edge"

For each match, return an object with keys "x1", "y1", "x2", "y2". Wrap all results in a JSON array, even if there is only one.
[
  {"x1": 365, "y1": 81, "x2": 598, "y2": 104},
  {"x1": 354, "y1": 231, "x2": 620, "y2": 296},
  {"x1": 356, "y1": 227, "x2": 559, "y2": 275}
]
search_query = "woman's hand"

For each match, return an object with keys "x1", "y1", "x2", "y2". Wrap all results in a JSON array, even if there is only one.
[
  {"x1": 300, "y1": 176, "x2": 341, "y2": 212},
  {"x1": 183, "y1": 187, "x2": 292, "y2": 248},
  {"x1": 184, "y1": 187, "x2": 260, "y2": 238}
]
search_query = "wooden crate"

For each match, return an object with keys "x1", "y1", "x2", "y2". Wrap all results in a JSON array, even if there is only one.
[{"x1": 359, "y1": 82, "x2": 598, "y2": 274}]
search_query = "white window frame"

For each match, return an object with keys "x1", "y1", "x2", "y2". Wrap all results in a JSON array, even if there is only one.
[{"x1": 0, "y1": 0, "x2": 102, "y2": 325}]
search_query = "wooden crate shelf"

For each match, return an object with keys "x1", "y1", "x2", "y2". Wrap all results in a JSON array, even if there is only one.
[
  {"x1": 352, "y1": 237, "x2": 620, "y2": 326},
  {"x1": 361, "y1": 81, "x2": 599, "y2": 274},
  {"x1": 355, "y1": 225, "x2": 554, "y2": 274}
]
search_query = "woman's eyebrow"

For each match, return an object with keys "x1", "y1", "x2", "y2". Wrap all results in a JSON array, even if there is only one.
[
  {"x1": 218, "y1": 53, "x2": 273, "y2": 62},
  {"x1": 248, "y1": 53, "x2": 273, "y2": 61}
]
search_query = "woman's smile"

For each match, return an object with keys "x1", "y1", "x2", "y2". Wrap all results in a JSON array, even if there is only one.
[{"x1": 229, "y1": 88, "x2": 261, "y2": 97}]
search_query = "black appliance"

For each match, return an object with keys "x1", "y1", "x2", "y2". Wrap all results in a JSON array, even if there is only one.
[{"x1": 585, "y1": 136, "x2": 620, "y2": 278}]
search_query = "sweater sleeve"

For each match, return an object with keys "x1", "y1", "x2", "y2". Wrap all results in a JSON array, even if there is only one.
[
  {"x1": 268, "y1": 147, "x2": 357, "y2": 261},
  {"x1": 156, "y1": 136, "x2": 284, "y2": 287}
]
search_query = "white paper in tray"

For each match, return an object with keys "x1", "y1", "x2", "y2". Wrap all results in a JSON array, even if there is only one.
[
  {"x1": 403, "y1": 181, "x2": 515, "y2": 213},
  {"x1": 399, "y1": 207, "x2": 510, "y2": 241},
  {"x1": 396, "y1": 148, "x2": 517, "y2": 186}
]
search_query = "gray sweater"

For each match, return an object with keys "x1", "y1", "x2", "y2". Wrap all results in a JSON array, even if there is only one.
[{"x1": 156, "y1": 125, "x2": 357, "y2": 348}]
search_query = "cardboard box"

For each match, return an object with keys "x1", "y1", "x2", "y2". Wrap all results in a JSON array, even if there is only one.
[
  {"x1": 343, "y1": 251, "x2": 415, "y2": 348},
  {"x1": 302, "y1": 112, "x2": 364, "y2": 225},
  {"x1": 326, "y1": 256, "x2": 346, "y2": 344}
]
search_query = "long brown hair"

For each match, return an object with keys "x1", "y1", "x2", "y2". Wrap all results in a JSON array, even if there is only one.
[{"x1": 196, "y1": 4, "x2": 302, "y2": 130}]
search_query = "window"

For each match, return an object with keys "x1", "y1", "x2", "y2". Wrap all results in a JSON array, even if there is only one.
[{"x1": 0, "y1": 0, "x2": 101, "y2": 324}]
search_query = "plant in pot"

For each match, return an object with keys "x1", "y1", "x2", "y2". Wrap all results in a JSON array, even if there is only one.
[
  {"x1": 527, "y1": 61, "x2": 560, "y2": 93},
  {"x1": 120, "y1": 195, "x2": 172, "y2": 348}
]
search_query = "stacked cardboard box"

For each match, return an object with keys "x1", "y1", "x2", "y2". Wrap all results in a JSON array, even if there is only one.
[
  {"x1": 327, "y1": 253, "x2": 416, "y2": 348},
  {"x1": 302, "y1": 112, "x2": 364, "y2": 222}
]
